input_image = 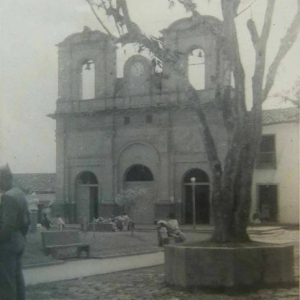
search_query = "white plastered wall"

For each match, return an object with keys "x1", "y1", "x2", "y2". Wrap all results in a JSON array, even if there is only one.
[{"x1": 251, "y1": 122, "x2": 299, "y2": 224}]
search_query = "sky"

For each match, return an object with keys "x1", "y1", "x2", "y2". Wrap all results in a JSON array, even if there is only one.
[{"x1": 0, "y1": 0, "x2": 299, "y2": 174}]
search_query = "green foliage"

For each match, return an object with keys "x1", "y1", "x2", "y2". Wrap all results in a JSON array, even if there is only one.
[
  {"x1": 115, "y1": 188, "x2": 146, "y2": 208},
  {"x1": 274, "y1": 77, "x2": 300, "y2": 108}
]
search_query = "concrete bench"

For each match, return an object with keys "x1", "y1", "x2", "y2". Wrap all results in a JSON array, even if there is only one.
[
  {"x1": 88, "y1": 223, "x2": 115, "y2": 232},
  {"x1": 87, "y1": 220, "x2": 135, "y2": 232},
  {"x1": 41, "y1": 231, "x2": 90, "y2": 259}
]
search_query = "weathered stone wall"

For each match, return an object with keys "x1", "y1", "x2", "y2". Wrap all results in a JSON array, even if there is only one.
[
  {"x1": 56, "y1": 104, "x2": 227, "y2": 223},
  {"x1": 165, "y1": 243, "x2": 295, "y2": 288}
]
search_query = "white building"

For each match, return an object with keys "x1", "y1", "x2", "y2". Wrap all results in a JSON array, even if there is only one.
[{"x1": 252, "y1": 107, "x2": 299, "y2": 224}]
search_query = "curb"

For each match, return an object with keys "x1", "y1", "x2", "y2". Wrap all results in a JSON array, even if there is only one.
[
  {"x1": 24, "y1": 250, "x2": 163, "y2": 269},
  {"x1": 135, "y1": 226, "x2": 286, "y2": 234},
  {"x1": 90, "y1": 249, "x2": 163, "y2": 260},
  {"x1": 24, "y1": 260, "x2": 65, "y2": 270}
]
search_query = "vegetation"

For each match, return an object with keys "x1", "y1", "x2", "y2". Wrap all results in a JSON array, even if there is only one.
[
  {"x1": 274, "y1": 77, "x2": 300, "y2": 107},
  {"x1": 115, "y1": 188, "x2": 146, "y2": 212}
]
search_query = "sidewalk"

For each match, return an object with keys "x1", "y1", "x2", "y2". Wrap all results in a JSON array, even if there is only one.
[{"x1": 24, "y1": 251, "x2": 164, "y2": 286}]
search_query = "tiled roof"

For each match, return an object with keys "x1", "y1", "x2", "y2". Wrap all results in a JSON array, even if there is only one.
[
  {"x1": 13, "y1": 173, "x2": 56, "y2": 194},
  {"x1": 262, "y1": 107, "x2": 299, "y2": 125}
]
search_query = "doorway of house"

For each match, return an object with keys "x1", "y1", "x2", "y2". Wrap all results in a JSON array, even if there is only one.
[
  {"x1": 183, "y1": 169, "x2": 210, "y2": 224},
  {"x1": 258, "y1": 184, "x2": 278, "y2": 222}
]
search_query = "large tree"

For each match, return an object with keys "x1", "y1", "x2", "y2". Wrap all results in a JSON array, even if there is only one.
[{"x1": 86, "y1": 0, "x2": 300, "y2": 242}]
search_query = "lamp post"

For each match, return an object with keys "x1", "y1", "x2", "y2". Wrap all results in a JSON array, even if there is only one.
[{"x1": 190, "y1": 177, "x2": 196, "y2": 231}]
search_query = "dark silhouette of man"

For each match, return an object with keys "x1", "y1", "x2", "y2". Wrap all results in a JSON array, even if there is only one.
[{"x1": 0, "y1": 165, "x2": 30, "y2": 300}]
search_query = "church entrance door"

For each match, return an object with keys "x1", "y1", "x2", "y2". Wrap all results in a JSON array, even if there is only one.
[
  {"x1": 75, "y1": 172, "x2": 99, "y2": 223},
  {"x1": 124, "y1": 164, "x2": 155, "y2": 224}
]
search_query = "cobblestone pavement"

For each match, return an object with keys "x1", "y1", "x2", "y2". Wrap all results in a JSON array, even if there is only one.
[
  {"x1": 26, "y1": 229, "x2": 299, "y2": 300},
  {"x1": 26, "y1": 265, "x2": 299, "y2": 300}
]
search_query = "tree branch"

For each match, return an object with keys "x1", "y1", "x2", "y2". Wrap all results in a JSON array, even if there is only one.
[
  {"x1": 221, "y1": 0, "x2": 247, "y2": 120},
  {"x1": 281, "y1": 96, "x2": 300, "y2": 107},
  {"x1": 189, "y1": 88, "x2": 223, "y2": 178},
  {"x1": 175, "y1": 0, "x2": 197, "y2": 13},
  {"x1": 251, "y1": 0, "x2": 275, "y2": 109},
  {"x1": 263, "y1": 0, "x2": 300, "y2": 101},
  {"x1": 247, "y1": 19, "x2": 259, "y2": 49},
  {"x1": 236, "y1": 0, "x2": 257, "y2": 17},
  {"x1": 260, "y1": 0, "x2": 276, "y2": 43},
  {"x1": 85, "y1": 0, "x2": 115, "y2": 38}
]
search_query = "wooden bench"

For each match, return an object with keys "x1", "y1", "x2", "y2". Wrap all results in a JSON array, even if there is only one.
[{"x1": 41, "y1": 231, "x2": 90, "y2": 259}]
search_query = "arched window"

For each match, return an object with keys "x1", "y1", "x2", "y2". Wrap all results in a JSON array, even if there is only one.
[
  {"x1": 188, "y1": 49, "x2": 205, "y2": 90},
  {"x1": 184, "y1": 169, "x2": 209, "y2": 183},
  {"x1": 76, "y1": 171, "x2": 98, "y2": 185},
  {"x1": 126, "y1": 164, "x2": 154, "y2": 182},
  {"x1": 81, "y1": 60, "x2": 95, "y2": 100}
]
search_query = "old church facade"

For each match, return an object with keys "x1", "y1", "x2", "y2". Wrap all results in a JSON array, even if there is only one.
[{"x1": 52, "y1": 15, "x2": 232, "y2": 224}]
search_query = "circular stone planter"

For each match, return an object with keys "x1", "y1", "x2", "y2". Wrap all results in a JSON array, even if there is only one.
[{"x1": 165, "y1": 242, "x2": 294, "y2": 288}]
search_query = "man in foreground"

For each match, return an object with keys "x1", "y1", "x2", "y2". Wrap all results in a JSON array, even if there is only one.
[{"x1": 0, "y1": 165, "x2": 30, "y2": 300}]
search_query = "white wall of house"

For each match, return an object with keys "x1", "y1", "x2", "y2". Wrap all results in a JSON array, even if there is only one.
[{"x1": 251, "y1": 122, "x2": 299, "y2": 224}]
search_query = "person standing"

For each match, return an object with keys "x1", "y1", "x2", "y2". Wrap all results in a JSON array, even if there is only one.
[
  {"x1": 41, "y1": 213, "x2": 52, "y2": 230},
  {"x1": 0, "y1": 164, "x2": 30, "y2": 300},
  {"x1": 56, "y1": 215, "x2": 65, "y2": 231},
  {"x1": 120, "y1": 212, "x2": 130, "y2": 231}
]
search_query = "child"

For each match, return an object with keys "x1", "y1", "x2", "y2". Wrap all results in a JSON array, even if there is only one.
[
  {"x1": 156, "y1": 220, "x2": 169, "y2": 246},
  {"x1": 56, "y1": 214, "x2": 65, "y2": 231},
  {"x1": 120, "y1": 212, "x2": 130, "y2": 231}
]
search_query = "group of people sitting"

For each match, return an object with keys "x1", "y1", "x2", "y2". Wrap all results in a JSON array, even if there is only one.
[
  {"x1": 93, "y1": 212, "x2": 134, "y2": 232},
  {"x1": 156, "y1": 213, "x2": 186, "y2": 246}
]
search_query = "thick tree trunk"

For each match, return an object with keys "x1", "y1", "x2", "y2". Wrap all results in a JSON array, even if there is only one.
[
  {"x1": 211, "y1": 116, "x2": 261, "y2": 243},
  {"x1": 211, "y1": 138, "x2": 256, "y2": 242},
  {"x1": 232, "y1": 144, "x2": 254, "y2": 241},
  {"x1": 211, "y1": 192, "x2": 235, "y2": 242}
]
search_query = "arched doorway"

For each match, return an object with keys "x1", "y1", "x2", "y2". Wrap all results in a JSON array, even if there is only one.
[
  {"x1": 75, "y1": 172, "x2": 99, "y2": 222},
  {"x1": 183, "y1": 169, "x2": 210, "y2": 224},
  {"x1": 124, "y1": 164, "x2": 155, "y2": 224}
]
